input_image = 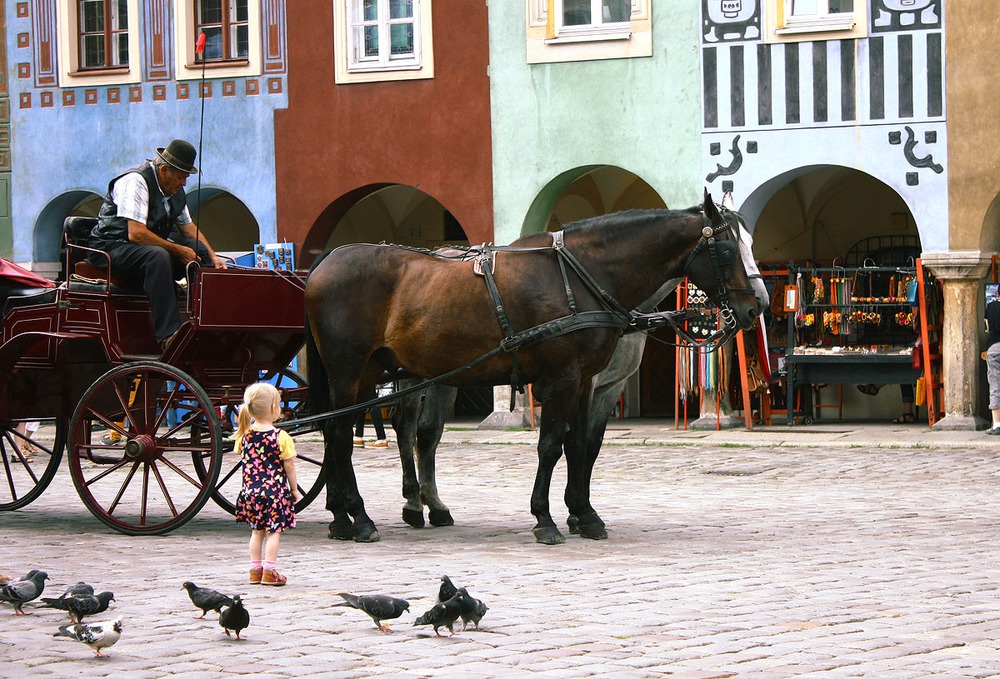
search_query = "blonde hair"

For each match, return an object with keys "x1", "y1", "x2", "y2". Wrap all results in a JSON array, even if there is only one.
[{"x1": 235, "y1": 382, "x2": 281, "y2": 441}]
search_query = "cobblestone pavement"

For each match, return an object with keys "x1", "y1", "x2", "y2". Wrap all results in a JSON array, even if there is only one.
[{"x1": 3, "y1": 426, "x2": 1000, "y2": 677}]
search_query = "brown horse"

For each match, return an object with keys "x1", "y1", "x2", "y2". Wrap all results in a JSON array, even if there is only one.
[{"x1": 305, "y1": 193, "x2": 762, "y2": 544}]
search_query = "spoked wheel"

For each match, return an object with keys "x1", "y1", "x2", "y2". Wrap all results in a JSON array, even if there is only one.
[
  {"x1": 0, "y1": 418, "x2": 66, "y2": 511},
  {"x1": 201, "y1": 369, "x2": 324, "y2": 515},
  {"x1": 68, "y1": 362, "x2": 223, "y2": 536}
]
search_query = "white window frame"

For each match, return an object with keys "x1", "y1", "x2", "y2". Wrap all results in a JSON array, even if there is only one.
[
  {"x1": 526, "y1": 0, "x2": 651, "y2": 65},
  {"x1": 56, "y1": 0, "x2": 142, "y2": 86},
  {"x1": 334, "y1": 0, "x2": 435, "y2": 84},
  {"x1": 764, "y1": 0, "x2": 867, "y2": 43},
  {"x1": 175, "y1": 0, "x2": 263, "y2": 81},
  {"x1": 348, "y1": 0, "x2": 421, "y2": 71}
]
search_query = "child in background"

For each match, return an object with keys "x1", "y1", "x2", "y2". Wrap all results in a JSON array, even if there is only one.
[{"x1": 234, "y1": 382, "x2": 300, "y2": 586}]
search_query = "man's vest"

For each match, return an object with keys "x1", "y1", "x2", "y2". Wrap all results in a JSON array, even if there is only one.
[{"x1": 90, "y1": 162, "x2": 188, "y2": 249}]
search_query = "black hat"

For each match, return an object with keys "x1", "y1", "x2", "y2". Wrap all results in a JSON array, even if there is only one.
[{"x1": 156, "y1": 139, "x2": 198, "y2": 174}]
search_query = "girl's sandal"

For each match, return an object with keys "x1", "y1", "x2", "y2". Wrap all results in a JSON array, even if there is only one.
[{"x1": 892, "y1": 413, "x2": 916, "y2": 424}]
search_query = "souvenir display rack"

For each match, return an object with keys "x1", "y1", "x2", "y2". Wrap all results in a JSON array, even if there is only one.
[{"x1": 782, "y1": 262, "x2": 934, "y2": 424}]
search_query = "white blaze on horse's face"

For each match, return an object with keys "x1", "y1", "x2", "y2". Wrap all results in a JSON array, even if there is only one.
[{"x1": 737, "y1": 222, "x2": 769, "y2": 310}]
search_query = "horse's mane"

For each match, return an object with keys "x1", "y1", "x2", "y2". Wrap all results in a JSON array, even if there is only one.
[{"x1": 560, "y1": 206, "x2": 699, "y2": 234}]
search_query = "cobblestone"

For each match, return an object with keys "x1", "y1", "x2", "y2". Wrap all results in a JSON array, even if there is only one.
[{"x1": 2, "y1": 421, "x2": 1000, "y2": 676}]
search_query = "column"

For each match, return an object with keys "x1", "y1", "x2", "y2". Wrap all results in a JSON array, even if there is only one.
[{"x1": 920, "y1": 251, "x2": 992, "y2": 430}]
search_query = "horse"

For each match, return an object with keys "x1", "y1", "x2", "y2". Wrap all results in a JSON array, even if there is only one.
[
  {"x1": 391, "y1": 209, "x2": 769, "y2": 532},
  {"x1": 305, "y1": 192, "x2": 763, "y2": 545}
]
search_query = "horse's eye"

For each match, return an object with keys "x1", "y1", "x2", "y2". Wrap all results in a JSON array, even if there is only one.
[{"x1": 717, "y1": 242, "x2": 738, "y2": 265}]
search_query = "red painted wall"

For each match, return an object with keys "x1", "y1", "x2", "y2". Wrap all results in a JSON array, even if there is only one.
[{"x1": 275, "y1": 2, "x2": 494, "y2": 264}]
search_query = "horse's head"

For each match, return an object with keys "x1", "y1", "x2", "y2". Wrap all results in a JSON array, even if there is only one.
[{"x1": 683, "y1": 191, "x2": 764, "y2": 332}]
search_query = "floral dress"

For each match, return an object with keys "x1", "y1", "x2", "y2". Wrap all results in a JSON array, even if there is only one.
[{"x1": 235, "y1": 428, "x2": 297, "y2": 532}]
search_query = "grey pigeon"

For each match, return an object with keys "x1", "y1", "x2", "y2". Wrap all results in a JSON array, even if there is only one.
[
  {"x1": 455, "y1": 587, "x2": 489, "y2": 631},
  {"x1": 40, "y1": 583, "x2": 98, "y2": 616},
  {"x1": 55, "y1": 615, "x2": 123, "y2": 657},
  {"x1": 438, "y1": 575, "x2": 459, "y2": 603},
  {"x1": 335, "y1": 593, "x2": 410, "y2": 632},
  {"x1": 219, "y1": 595, "x2": 250, "y2": 640},
  {"x1": 413, "y1": 591, "x2": 465, "y2": 637},
  {"x1": 42, "y1": 592, "x2": 115, "y2": 623},
  {"x1": 181, "y1": 581, "x2": 234, "y2": 619},
  {"x1": 0, "y1": 570, "x2": 48, "y2": 615}
]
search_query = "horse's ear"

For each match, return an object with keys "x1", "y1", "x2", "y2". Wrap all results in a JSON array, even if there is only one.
[{"x1": 703, "y1": 190, "x2": 720, "y2": 222}]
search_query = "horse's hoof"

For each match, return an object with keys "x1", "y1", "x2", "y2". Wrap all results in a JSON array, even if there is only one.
[
  {"x1": 353, "y1": 523, "x2": 381, "y2": 543},
  {"x1": 532, "y1": 525, "x2": 566, "y2": 545},
  {"x1": 578, "y1": 523, "x2": 608, "y2": 540},
  {"x1": 428, "y1": 509, "x2": 455, "y2": 527},
  {"x1": 328, "y1": 518, "x2": 353, "y2": 540},
  {"x1": 566, "y1": 514, "x2": 580, "y2": 534},
  {"x1": 402, "y1": 507, "x2": 425, "y2": 528}
]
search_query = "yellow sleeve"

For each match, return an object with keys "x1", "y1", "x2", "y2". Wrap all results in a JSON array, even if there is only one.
[{"x1": 277, "y1": 429, "x2": 297, "y2": 460}]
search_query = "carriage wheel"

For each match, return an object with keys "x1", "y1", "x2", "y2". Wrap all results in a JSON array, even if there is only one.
[
  {"x1": 0, "y1": 418, "x2": 66, "y2": 511},
  {"x1": 199, "y1": 369, "x2": 325, "y2": 515},
  {"x1": 68, "y1": 362, "x2": 222, "y2": 536}
]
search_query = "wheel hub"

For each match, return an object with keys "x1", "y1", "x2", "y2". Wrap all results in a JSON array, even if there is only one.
[{"x1": 124, "y1": 434, "x2": 157, "y2": 461}]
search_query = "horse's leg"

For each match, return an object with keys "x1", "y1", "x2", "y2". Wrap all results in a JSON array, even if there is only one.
[
  {"x1": 325, "y1": 379, "x2": 381, "y2": 542},
  {"x1": 530, "y1": 383, "x2": 574, "y2": 545},
  {"x1": 323, "y1": 415, "x2": 356, "y2": 539},
  {"x1": 392, "y1": 386, "x2": 425, "y2": 528},
  {"x1": 416, "y1": 385, "x2": 457, "y2": 527},
  {"x1": 563, "y1": 387, "x2": 608, "y2": 540}
]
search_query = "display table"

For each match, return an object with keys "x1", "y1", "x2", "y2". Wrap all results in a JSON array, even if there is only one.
[{"x1": 785, "y1": 352, "x2": 919, "y2": 425}]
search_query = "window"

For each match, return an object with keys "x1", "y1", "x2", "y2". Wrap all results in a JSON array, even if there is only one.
[
  {"x1": 349, "y1": 0, "x2": 421, "y2": 72},
  {"x1": 526, "y1": 0, "x2": 651, "y2": 64},
  {"x1": 333, "y1": 0, "x2": 435, "y2": 84},
  {"x1": 195, "y1": 0, "x2": 250, "y2": 63},
  {"x1": 56, "y1": 0, "x2": 140, "y2": 85},
  {"x1": 765, "y1": 0, "x2": 867, "y2": 42},
  {"x1": 77, "y1": 0, "x2": 129, "y2": 70},
  {"x1": 175, "y1": 1, "x2": 263, "y2": 81}
]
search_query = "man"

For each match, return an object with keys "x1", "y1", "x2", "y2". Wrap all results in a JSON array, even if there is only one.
[
  {"x1": 88, "y1": 139, "x2": 226, "y2": 350},
  {"x1": 984, "y1": 297, "x2": 1000, "y2": 434}
]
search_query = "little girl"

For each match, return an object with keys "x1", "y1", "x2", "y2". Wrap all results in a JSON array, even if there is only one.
[{"x1": 234, "y1": 382, "x2": 300, "y2": 586}]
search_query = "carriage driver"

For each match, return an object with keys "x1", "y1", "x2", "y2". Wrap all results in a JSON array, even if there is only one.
[{"x1": 88, "y1": 139, "x2": 227, "y2": 351}]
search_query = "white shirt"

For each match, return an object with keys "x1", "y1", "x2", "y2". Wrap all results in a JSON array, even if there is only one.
[{"x1": 111, "y1": 171, "x2": 192, "y2": 227}]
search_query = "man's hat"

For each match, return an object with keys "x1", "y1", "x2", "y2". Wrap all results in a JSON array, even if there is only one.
[{"x1": 156, "y1": 139, "x2": 198, "y2": 175}]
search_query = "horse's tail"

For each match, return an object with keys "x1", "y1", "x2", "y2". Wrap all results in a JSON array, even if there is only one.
[{"x1": 305, "y1": 250, "x2": 334, "y2": 418}]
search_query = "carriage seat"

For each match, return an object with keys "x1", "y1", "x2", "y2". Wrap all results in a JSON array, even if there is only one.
[
  {"x1": 1, "y1": 286, "x2": 59, "y2": 315},
  {"x1": 63, "y1": 216, "x2": 136, "y2": 293}
]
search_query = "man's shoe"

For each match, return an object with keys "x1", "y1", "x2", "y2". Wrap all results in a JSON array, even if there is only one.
[
  {"x1": 365, "y1": 439, "x2": 389, "y2": 449},
  {"x1": 101, "y1": 433, "x2": 123, "y2": 446},
  {"x1": 249, "y1": 568, "x2": 263, "y2": 585},
  {"x1": 261, "y1": 569, "x2": 286, "y2": 586},
  {"x1": 353, "y1": 437, "x2": 364, "y2": 447},
  {"x1": 987, "y1": 427, "x2": 1000, "y2": 436}
]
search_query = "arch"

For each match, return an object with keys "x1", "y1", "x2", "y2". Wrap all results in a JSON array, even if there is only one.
[
  {"x1": 738, "y1": 166, "x2": 922, "y2": 263},
  {"x1": 980, "y1": 193, "x2": 1000, "y2": 255},
  {"x1": 186, "y1": 188, "x2": 260, "y2": 253},
  {"x1": 522, "y1": 165, "x2": 667, "y2": 236},
  {"x1": 301, "y1": 183, "x2": 472, "y2": 267}
]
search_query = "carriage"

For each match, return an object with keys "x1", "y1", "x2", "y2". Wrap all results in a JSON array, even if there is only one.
[{"x1": 0, "y1": 217, "x2": 323, "y2": 535}]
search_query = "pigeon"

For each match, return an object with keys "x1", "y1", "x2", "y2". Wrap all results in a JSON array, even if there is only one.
[
  {"x1": 413, "y1": 591, "x2": 465, "y2": 637},
  {"x1": 63, "y1": 582, "x2": 96, "y2": 597},
  {"x1": 438, "y1": 576, "x2": 488, "y2": 631},
  {"x1": 335, "y1": 593, "x2": 410, "y2": 632},
  {"x1": 42, "y1": 592, "x2": 115, "y2": 623},
  {"x1": 455, "y1": 587, "x2": 489, "y2": 631},
  {"x1": 0, "y1": 570, "x2": 48, "y2": 615},
  {"x1": 40, "y1": 583, "x2": 98, "y2": 615},
  {"x1": 219, "y1": 595, "x2": 250, "y2": 640},
  {"x1": 55, "y1": 616, "x2": 123, "y2": 657},
  {"x1": 438, "y1": 575, "x2": 459, "y2": 603},
  {"x1": 181, "y1": 582, "x2": 234, "y2": 619}
]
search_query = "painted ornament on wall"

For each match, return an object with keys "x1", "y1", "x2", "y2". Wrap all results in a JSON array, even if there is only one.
[
  {"x1": 706, "y1": 135, "x2": 758, "y2": 194},
  {"x1": 702, "y1": 0, "x2": 760, "y2": 43},
  {"x1": 872, "y1": 0, "x2": 941, "y2": 32},
  {"x1": 888, "y1": 126, "x2": 943, "y2": 186}
]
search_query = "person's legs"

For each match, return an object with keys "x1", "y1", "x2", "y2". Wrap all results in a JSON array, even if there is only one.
[
  {"x1": 106, "y1": 242, "x2": 181, "y2": 342},
  {"x1": 261, "y1": 531, "x2": 286, "y2": 585},
  {"x1": 249, "y1": 529, "x2": 264, "y2": 583},
  {"x1": 369, "y1": 406, "x2": 387, "y2": 441},
  {"x1": 987, "y1": 344, "x2": 1000, "y2": 432},
  {"x1": 894, "y1": 384, "x2": 915, "y2": 423}
]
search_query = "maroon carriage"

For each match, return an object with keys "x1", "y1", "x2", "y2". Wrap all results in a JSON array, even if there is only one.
[{"x1": 0, "y1": 222, "x2": 320, "y2": 535}]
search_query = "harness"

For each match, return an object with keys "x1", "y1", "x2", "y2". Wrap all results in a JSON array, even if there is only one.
[{"x1": 456, "y1": 208, "x2": 751, "y2": 405}]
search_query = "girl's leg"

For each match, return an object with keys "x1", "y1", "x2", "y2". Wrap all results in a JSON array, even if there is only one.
[
  {"x1": 264, "y1": 530, "x2": 282, "y2": 564},
  {"x1": 249, "y1": 529, "x2": 265, "y2": 562}
]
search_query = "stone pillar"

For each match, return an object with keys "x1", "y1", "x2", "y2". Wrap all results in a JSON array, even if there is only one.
[
  {"x1": 478, "y1": 385, "x2": 532, "y2": 429},
  {"x1": 919, "y1": 251, "x2": 992, "y2": 431}
]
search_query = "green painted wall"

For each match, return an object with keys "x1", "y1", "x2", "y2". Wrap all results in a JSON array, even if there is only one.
[{"x1": 488, "y1": 3, "x2": 704, "y2": 244}]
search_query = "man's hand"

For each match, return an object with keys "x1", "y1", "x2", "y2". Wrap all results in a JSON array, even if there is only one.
[
  {"x1": 210, "y1": 253, "x2": 228, "y2": 269},
  {"x1": 175, "y1": 244, "x2": 199, "y2": 265}
]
